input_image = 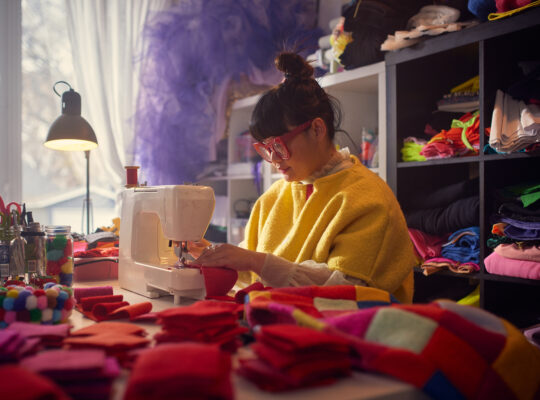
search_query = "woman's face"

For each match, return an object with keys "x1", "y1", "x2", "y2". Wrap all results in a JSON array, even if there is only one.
[{"x1": 270, "y1": 118, "x2": 332, "y2": 182}]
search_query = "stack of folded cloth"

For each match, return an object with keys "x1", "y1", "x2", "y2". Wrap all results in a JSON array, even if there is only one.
[
  {"x1": 485, "y1": 182, "x2": 540, "y2": 279},
  {"x1": 0, "y1": 329, "x2": 40, "y2": 361},
  {"x1": 73, "y1": 285, "x2": 152, "y2": 321},
  {"x1": 155, "y1": 300, "x2": 246, "y2": 352},
  {"x1": 20, "y1": 349, "x2": 120, "y2": 400},
  {"x1": 5, "y1": 321, "x2": 70, "y2": 348},
  {"x1": 63, "y1": 321, "x2": 150, "y2": 367},
  {"x1": 124, "y1": 342, "x2": 233, "y2": 400},
  {"x1": 237, "y1": 324, "x2": 351, "y2": 392}
]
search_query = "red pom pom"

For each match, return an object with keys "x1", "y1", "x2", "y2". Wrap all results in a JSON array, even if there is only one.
[
  {"x1": 33, "y1": 289, "x2": 46, "y2": 297},
  {"x1": 64, "y1": 239, "x2": 73, "y2": 257},
  {"x1": 46, "y1": 260, "x2": 61, "y2": 276},
  {"x1": 64, "y1": 297, "x2": 74, "y2": 311}
]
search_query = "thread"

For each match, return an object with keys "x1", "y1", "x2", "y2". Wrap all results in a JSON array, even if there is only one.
[{"x1": 125, "y1": 166, "x2": 139, "y2": 188}]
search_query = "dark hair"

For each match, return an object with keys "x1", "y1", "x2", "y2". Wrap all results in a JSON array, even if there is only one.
[{"x1": 249, "y1": 52, "x2": 342, "y2": 142}]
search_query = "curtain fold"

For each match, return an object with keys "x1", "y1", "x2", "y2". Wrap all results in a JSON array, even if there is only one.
[{"x1": 64, "y1": 0, "x2": 170, "y2": 189}]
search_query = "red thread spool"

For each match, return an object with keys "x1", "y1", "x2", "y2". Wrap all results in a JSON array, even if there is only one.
[{"x1": 125, "y1": 166, "x2": 139, "y2": 188}]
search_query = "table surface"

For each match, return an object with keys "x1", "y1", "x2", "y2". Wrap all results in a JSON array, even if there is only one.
[{"x1": 70, "y1": 280, "x2": 429, "y2": 400}]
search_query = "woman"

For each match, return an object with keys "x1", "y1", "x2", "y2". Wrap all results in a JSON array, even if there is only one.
[{"x1": 191, "y1": 52, "x2": 416, "y2": 303}]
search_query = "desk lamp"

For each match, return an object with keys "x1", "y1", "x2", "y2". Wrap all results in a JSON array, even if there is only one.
[{"x1": 44, "y1": 81, "x2": 98, "y2": 234}]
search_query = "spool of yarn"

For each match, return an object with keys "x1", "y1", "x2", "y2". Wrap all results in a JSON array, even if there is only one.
[{"x1": 125, "y1": 166, "x2": 140, "y2": 188}]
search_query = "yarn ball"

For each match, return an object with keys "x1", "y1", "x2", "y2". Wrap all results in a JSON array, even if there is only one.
[
  {"x1": 46, "y1": 249, "x2": 64, "y2": 262},
  {"x1": 51, "y1": 235, "x2": 68, "y2": 251},
  {"x1": 61, "y1": 259, "x2": 74, "y2": 274}
]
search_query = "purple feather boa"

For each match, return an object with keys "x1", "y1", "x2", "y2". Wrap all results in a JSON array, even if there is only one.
[{"x1": 134, "y1": 0, "x2": 322, "y2": 185}]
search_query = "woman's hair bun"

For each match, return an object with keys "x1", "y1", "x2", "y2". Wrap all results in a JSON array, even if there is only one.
[{"x1": 275, "y1": 52, "x2": 313, "y2": 81}]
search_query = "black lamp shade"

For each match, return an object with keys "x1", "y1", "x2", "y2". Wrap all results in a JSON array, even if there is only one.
[{"x1": 44, "y1": 88, "x2": 98, "y2": 151}]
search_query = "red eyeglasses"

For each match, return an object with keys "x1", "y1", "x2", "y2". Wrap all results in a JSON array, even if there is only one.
[{"x1": 252, "y1": 120, "x2": 313, "y2": 162}]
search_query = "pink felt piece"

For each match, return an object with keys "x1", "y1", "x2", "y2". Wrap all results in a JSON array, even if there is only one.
[
  {"x1": 7, "y1": 321, "x2": 70, "y2": 339},
  {"x1": 20, "y1": 349, "x2": 107, "y2": 377}
]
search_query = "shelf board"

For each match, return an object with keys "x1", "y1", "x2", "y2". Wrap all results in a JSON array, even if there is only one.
[
  {"x1": 398, "y1": 155, "x2": 480, "y2": 168},
  {"x1": 232, "y1": 61, "x2": 384, "y2": 111},
  {"x1": 385, "y1": 7, "x2": 540, "y2": 65},
  {"x1": 414, "y1": 267, "x2": 480, "y2": 280},
  {"x1": 482, "y1": 152, "x2": 540, "y2": 162},
  {"x1": 482, "y1": 272, "x2": 540, "y2": 286}
]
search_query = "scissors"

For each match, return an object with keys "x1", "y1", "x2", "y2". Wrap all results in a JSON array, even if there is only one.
[{"x1": 0, "y1": 195, "x2": 22, "y2": 226}]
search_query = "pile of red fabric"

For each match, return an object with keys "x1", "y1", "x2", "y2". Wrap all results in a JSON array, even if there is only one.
[
  {"x1": 238, "y1": 324, "x2": 352, "y2": 392},
  {"x1": 155, "y1": 300, "x2": 246, "y2": 352}
]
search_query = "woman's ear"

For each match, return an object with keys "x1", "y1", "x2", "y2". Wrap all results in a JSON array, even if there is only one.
[{"x1": 312, "y1": 117, "x2": 328, "y2": 140}]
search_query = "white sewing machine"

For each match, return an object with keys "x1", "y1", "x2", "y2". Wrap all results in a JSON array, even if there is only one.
[{"x1": 118, "y1": 185, "x2": 215, "y2": 304}]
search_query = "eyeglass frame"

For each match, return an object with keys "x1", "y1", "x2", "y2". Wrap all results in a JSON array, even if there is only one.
[{"x1": 252, "y1": 120, "x2": 313, "y2": 162}]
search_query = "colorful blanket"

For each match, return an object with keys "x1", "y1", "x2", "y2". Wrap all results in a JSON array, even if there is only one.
[{"x1": 245, "y1": 286, "x2": 540, "y2": 400}]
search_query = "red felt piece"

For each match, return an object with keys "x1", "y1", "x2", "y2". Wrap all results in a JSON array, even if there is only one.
[
  {"x1": 109, "y1": 302, "x2": 153, "y2": 321},
  {"x1": 257, "y1": 324, "x2": 350, "y2": 352},
  {"x1": 77, "y1": 295, "x2": 124, "y2": 312},
  {"x1": 73, "y1": 286, "x2": 114, "y2": 303},
  {"x1": 91, "y1": 301, "x2": 130, "y2": 321},
  {"x1": 0, "y1": 365, "x2": 70, "y2": 400},
  {"x1": 70, "y1": 321, "x2": 147, "y2": 337},
  {"x1": 124, "y1": 343, "x2": 233, "y2": 400}
]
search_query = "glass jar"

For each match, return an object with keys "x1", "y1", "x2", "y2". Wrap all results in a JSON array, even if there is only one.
[
  {"x1": 0, "y1": 226, "x2": 13, "y2": 280},
  {"x1": 22, "y1": 222, "x2": 47, "y2": 278},
  {"x1": 45, "y1": 225, "x2": 74, "y2": 286}
]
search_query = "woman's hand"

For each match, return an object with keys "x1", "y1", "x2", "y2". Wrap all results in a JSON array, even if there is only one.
[{"x1": 190, "y1": 243, "x2": 266, "y2": 275}]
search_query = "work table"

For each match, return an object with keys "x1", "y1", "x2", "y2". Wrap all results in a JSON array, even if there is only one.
[{"x1": 70, "y1": 280, "x2": 427, "y2": 400}]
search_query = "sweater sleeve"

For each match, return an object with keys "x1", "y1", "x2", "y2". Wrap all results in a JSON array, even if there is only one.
[{"x1": 260, "y1": 254, "x2": 367, "y2": 287}]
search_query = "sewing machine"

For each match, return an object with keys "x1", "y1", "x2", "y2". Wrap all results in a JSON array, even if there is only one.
[{"x1": 118, "y1": 185, "x2": 215, "y2": 304}]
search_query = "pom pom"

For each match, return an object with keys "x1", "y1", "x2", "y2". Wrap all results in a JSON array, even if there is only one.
[
  {"x1": 46, "y1": 249, "x2": 64, "y2": 261},
  {"x1": 43, "y1": 282, "x2": 56, "y2": 290},
  {"x1": 36, "y1": 295, "x2": 48, "y2": 310},
  {"x1": 60, "y1": 273, "x2": 73, "y2": 287},
  {"x1": 3, "y1": 297, "x2": 15, "y2": 311},
  {"x1": 13, "y1": 292, "x2": 30, "y2": 311},
  {"x1": 17, "y1": 310, "x2": 31, "y2": 322},
  {"x1": 45, "y1": 288, "x2": 59, "y2": 298},
  {"x1": 0, "y1": 321, "x2": 7, "y2": 329},
  {"x1": 61, "y1": 259, "x2": 74, "y2": 274},
  {"x1": 60, "y1": 309, "x2": 69, "y2": 322},
  {"x1": 5, "y1": 310, "x2": 16, "y2": 324},
  {"x1": 52, "y1": 235, "x2": 67, "y2": 250},
  {"x1": 0, "y1": 308, "x2": 4, "y2": 320},
  {"x1": 55, "y1": 297, "x2": 65, "y2": 310},
  {"x1": 64, "y1": 239, "x2": 73, "y2": 256},
  {"x1": 64, "y1": 297, "x2": 74, "y2": 311},
  {"x1": 33, "y1": 289, "x2": 46, "y2": 297},
  {"x1": 41, "y1": 308, "x2": 53, "y2": 322},
  {"x1": 47, "y1": 297, "x2": 57, "y2": 310},
  {"x1": 58, "y1": 290, "x2": 69, "y2": 301},
  {"x1": 26, "y1": 295, "x2": 38, "y2": 310},
  {"x1": 6, "y1": 289, "x2": 19, "y2": 298},
  {"x1": 52, "y1": 309, "x2": 62, "y2": 323},
  {"x1": 30, "y1": 308, "x2": 41, "y2": 322}
]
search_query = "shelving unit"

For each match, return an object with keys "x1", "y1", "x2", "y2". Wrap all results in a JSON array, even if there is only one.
[
  {"x1": 199, "y1": 61, "x2": 387, "y2": 245},
  {"x1": 385, "y1": 8, "x2": 540, "y2": 328}
]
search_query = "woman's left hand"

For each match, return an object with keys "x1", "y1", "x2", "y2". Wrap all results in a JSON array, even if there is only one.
[{"x1": 190, "y1": 243, "x2": 266, "y2": 275}]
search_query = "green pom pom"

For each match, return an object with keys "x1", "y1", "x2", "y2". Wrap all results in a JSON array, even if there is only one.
[
  {"x1": 52, "y1": 235, "x2": 68, "y2": 250},
  {"x1": 30, "y1": 308, "x2": 42, "y2": 322}
]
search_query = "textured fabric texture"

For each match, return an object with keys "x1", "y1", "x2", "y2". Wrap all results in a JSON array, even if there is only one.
[{"x1": 243, "y1": 156, "x2": 416, "y2": 303}]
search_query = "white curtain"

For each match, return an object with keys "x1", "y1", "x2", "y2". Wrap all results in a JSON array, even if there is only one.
[{"x1": 65, "y1": 0, "x2": 171, "y2": 189}]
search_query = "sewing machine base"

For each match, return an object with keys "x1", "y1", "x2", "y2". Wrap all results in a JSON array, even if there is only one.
[{"x1": 119, "y1": 262, "x2": 206, "y2": 305}]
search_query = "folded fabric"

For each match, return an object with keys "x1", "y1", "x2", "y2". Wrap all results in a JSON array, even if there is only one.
[
  {"x1": 70, "y1": 321, "x2": 147, "y2": 337},
  {"x1": 494, "y1": 243, "x2": 540, "y2": 262},
  {"x1": 73, "y1": 286, "x2": 113, "y2": 303},
  {"x1": 501, "y1": 217, "x2": 540, "y2": 240},
  {"x1": 124, "y1": 343, "x2": 233, "y2": 400},
  {"x1": 156, "y1": 300, "x2": 245, "y2": 351},
  {"x1": 421, "y1": 257, "x2": 480, "y2": 276},
  {"x1": 484, "y1": 251, "x2": 540, "y2": 280},
  {"x1": 441, "y1": 226, "x2": 480, "y2": 263},
  {"x1": 238, "y1": 324, "x2": 351, "y2": 391},
  {"x1": 91, "y1": 301, "x2": 130, "y2": 321},
  {"x1": 5, "y1": 321, "x2": 70, "y2": 347},
  {"x1": 234, "y1": 281, "x2": 268, "y2": 304},
  {"x1": 245, "y1": 285, "x2": 399, "y2": 327},
  {"x1": 0, "y1": 329, "x2": 40, "y2": 361},
  {"x1": 408, "y1": 228, "x2": 447, "y2": 261},
  {"x1": 0, "y1": 365, "x2": 70, "y2": 400}
]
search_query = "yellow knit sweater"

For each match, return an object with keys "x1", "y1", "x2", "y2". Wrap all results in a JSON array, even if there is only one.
[{"x1": 243, "y1": 156, "x2": 416, "y2": 303}]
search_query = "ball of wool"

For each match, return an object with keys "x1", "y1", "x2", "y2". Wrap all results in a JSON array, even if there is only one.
[
  {"x1": 46, "y1": 249, "x2": 64, "y2": 262},
  {"x1": 64, "y1": 240, "x2": 73, "y2": 256},
  {"x1": 60, "y1": 273, "x2": 73, "y2": 287},
  {"x1": 17, "y1": 310, "x2": 31, "y2": 322},
  {"x1": 41, "y1": 308, "x2": 53, "y2": 322},
  {"x1": 4, "y1": 310, "x2": 16, "y2": 324},
  {"x1": 52, "y1": 235, "x2": 67, "y2": 250},
  {"x1": 58, "y1": 290, "x2": 69, "y2": 301},
  {"x1": 3, "y1": 297, "x2": 15, "y2": 311},
  {"x1": 61, "y1": 259, "x2": 73, "y2": 274},
  {"x1": 30, "y1": 308, "x2": 41, "y2": 322},
  {"x1": 26, "y1": 295, "x2": 38, "y2": 310},
  {"x1": 36, "y1": 295, "x2": 48, "y2": 310},
  {"x1": 52, "y1": 309, "x2": 62, "y2": 323}
]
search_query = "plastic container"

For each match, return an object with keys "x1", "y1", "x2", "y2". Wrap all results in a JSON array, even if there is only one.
[{"x1": 45, "y1": 225, "x2": 74, "y2": 287}]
